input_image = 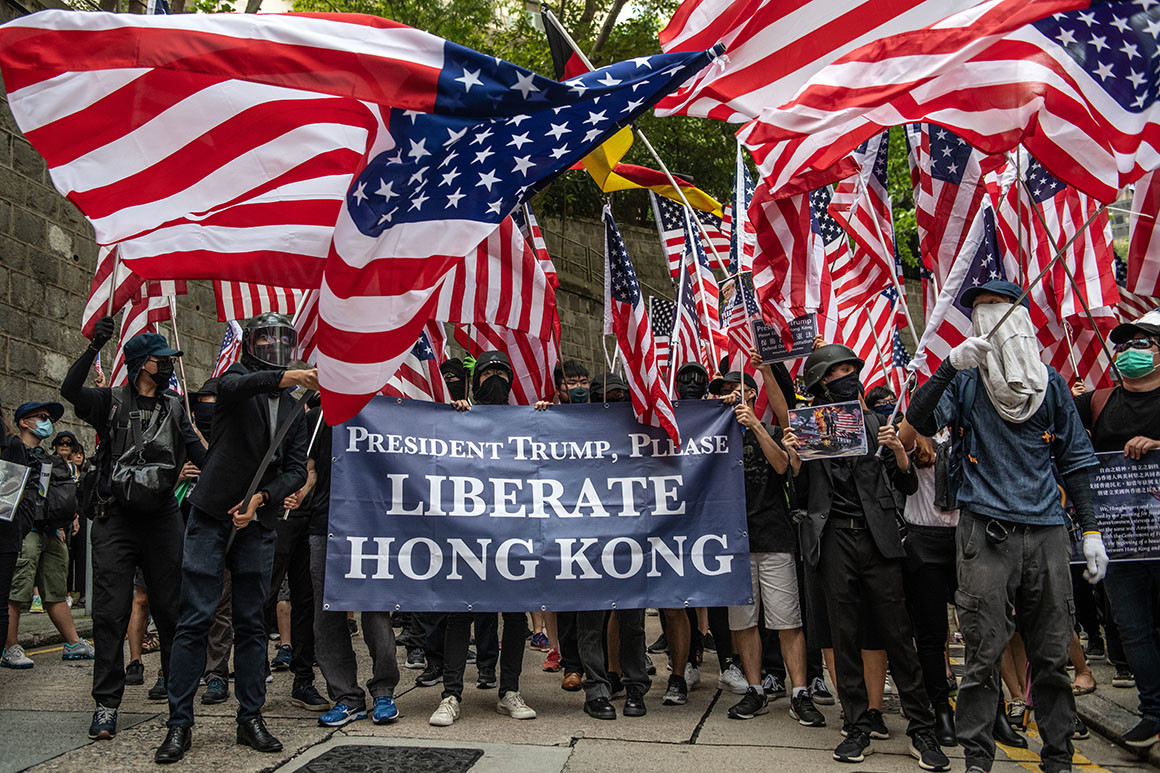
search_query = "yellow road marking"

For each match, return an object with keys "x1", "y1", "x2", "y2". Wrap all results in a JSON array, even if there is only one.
[{"x1": 24, "y1": 644, "x2": 64, "y2": 655}]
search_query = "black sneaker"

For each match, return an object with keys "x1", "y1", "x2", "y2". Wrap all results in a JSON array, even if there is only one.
[
  {"x1": 867, "y1": 708, "x2": 890, "y2": 739},
  {"x1": 809, "y1": 676, "x2": 835, "y2": 705},
  {"x1": 416, "y1": 664, "x2": 443, "y2": 687},
  {"x1": 1072, "y1": 715, "x2": 1090, "y2": 740},
  {"x1": 348, "y1": 617, "x2": 359, "y2": 636},
  {"x1": 790, "y1": 691, "x2": 826, "y2": 727},
  {"x1": 88, "y1": 705, "x2": 117, "y2": 740},
  {"x1": 609, "y1": 672, "x2": 626, "y2": 699},
  {"x1": 728, "y1": 686, "x2": 769, "y2": 719},
  {"x1": 404, "y1": 647, "x2": 426, "y2": 670},
  {"x1": 909, "y1": 730, "x2": 950, "y2": 771},
  {"x1": 645, "y1": 655, "x2": 656, "y2": 676},
  {"x1": 1086, "y1": 637, "x2": 1106, "y2": 661},
  {"x1": 833, "y1": 728, "x2": 872, "y2": 763},
  {"x1": 702, "y1": 632, "x2": 716, "y2": 650},
  {"x1": 1123, "y1": 717, "x2": 1160, "y2": 748},
  {"x1": 466, "y1": 648, "x2": 477, "y2": 665},
  {"x1": 662, "y1": 674, "x2": 688, "y2": 706},
  {"x1": 1113, "y1": 666, "x2": 1136, "y2": 688},
  {"x1": 148, "y1": 677, "x2": 168, "y2": 701},
  {"x1": 125, "y1": 660, "x2": 145, "y2": 686},
  {"x1": 202, "y1": 676, "x2": 230, "y2": 704},
  {"x1": 762, "y1": 673, "x2": 786, "y2": 699},
  {"x1": 291, "y1": 680, "x2": 330, "y2": 711},
  {"x1": 624, "y1": 685, "x2": 647, "y2": 717},
  {"x1": 477, "y1": 667, "x2": 497, "y2": 689},
  {"x1": 647, "y1": 633, "x2": 668, "y2": 654}
]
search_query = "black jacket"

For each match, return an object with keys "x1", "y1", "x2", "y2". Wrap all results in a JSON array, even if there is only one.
[
  {"x1": 188, "y1": 363, "x2": 308, "y2": 530},
  {"x1": 793, "y1": 410, "x2": 917, "y2": 568}
]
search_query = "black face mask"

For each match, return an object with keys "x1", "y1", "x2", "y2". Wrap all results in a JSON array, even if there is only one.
[
  {"x1": 150, "y1": 364, "x2": 174, "y2": 388},
  {"x1": 676, "y1": 382, "x2": 708, "y2": 400},
  {"x1": 567, "y1": 386, "x2": 590, "y2": 404},
  {"x1": 821, "y1": 372, "x2": 862, "y2": 404},
  {"x1": 192, "y1": 403, "x2": 215, "y2": 436},
  {"x1": 447, "y1": 380, "x2": 467, "y2": 402},
  {"x1": 474, "y1": 377, "x2": 511, "y2": 405}
]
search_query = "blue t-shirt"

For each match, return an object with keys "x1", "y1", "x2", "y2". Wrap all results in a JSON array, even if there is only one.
[{"x1": 933, "y1": 367, "x2": 1098, "y2": 524}]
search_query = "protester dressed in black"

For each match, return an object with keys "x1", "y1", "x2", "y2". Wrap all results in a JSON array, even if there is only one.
[
  {"x1": 155, "y1": 313, "x2": 312, "y2": 764},
  {"x1": 61, "y1": 318, "x2": 206, "y2": 741}
]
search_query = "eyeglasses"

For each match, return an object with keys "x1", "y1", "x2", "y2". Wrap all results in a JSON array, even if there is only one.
[
  {"x1": 25, "y1": 413, "x2": 50, "y2": 422},
  {"x1": 149, "y1": 356, "x2": 175, "y2": 366},
  {"x1": 1113, "y1": 338, "x2": 1157, "y2": 353}
]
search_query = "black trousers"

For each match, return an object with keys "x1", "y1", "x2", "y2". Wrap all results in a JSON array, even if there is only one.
[
  {"x1": 707, "y1": 607, "x2": 735, "y2": 670},
  {"x1": 556, "y1": 611, "x2": 584, "y2": 673},
  {"x1": 419, "y1": 612, "x2": 448, "y2": 667},
  {"x1": 901, "y1": 525, "x2": 958, "y2": 705},
  {"x1": 442, "y1": 612, "x2": 526, "y2": 698},
  {"x1": 264, "y1": 516, "x2": 315, "y2": 683},
  {"x1": 0, "y1": 520, "x2": 20, "y2": 649},
  {"x1": 67, "y1": 516, "x2": 87, "y2": 594},
  {"x1": 819, "y1": 525, "x2": 934, "y2": 737},
  {"x1": 90, "y1": 504, "x2": 184, "y2": 709}
]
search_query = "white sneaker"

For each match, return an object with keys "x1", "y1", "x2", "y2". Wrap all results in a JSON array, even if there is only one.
[
  {"x1": 883, "y1": 675, "x2": 894, "y2": 695},
  {"x1": 496, "y1": 691, "x2": 537, "y2": 720},
  {"x1": 1, "y1": 644, "x2": 34, "y2": 669},
  {"x1": 429, "y1": 695, "x2": 461, "y2": 726},
  {"x1": 62, "y1": 639, "x2": 95, "y2": 660},
  {"x1": 684, "y1": 663, "x2": 701, "y2": 690},
  {"x1": 718, "y1": 663, "x2": 747, "y2": 695}
]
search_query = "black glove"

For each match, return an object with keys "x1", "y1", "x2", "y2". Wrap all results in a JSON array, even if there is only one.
[{"x1": 91, "y1": 315, "x2": 115, "y2": 349}]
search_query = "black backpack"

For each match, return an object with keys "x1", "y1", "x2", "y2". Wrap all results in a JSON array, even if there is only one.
[{"x1": 21, "y1": 447, "x2": 78, "y2": 532}]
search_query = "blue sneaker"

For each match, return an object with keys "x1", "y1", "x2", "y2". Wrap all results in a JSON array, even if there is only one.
[
  {"x1": 318, "y1": 702, "x2": 367, "y2": 727},
  {"x1": 372, "y1": 696, "x2": 400, "y2": 725}
]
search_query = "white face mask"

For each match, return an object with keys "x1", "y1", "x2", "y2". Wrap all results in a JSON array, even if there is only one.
[{"x1": 971, "y1": 301, "x2": 1022, "y2": 338}]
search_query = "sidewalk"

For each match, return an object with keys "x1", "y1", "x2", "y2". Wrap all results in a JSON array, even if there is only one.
[
  {"x1": 1077, "y1": 655, "x2": 1160, "y2": 766},
  {"x1": 15, "y1": 606, "x2": 92, "y2": 650}
]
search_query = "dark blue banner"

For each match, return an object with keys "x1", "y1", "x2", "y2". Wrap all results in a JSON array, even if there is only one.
[
  {"x1": 1070, "y1": 450, "x2": 1160, "y2": 562},
  {"x1": 325, "y1": 399, "x2": 751, "y2": 612}
]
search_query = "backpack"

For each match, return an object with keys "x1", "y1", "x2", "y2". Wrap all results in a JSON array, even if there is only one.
[
  {"x1": 94, "y1": 385, "x2": 184, "y2": 514},
  {"x1": 21, "y1": 447, "x2": 77, "y2": 532},
  {"x1": 945, "y1": 369, "x2": 1058, "y2": 510}
]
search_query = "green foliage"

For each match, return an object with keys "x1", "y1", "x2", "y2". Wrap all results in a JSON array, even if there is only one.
[{"x1": 886, "y1": 126, "x2": 919, "y2": 273}]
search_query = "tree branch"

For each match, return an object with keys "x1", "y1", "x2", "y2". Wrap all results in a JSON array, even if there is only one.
[{"x1": 590, "y1": 0, "x2": 626, "y2": 60}]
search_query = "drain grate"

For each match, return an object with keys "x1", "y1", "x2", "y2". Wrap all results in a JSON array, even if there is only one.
[{"x1": 297, "y1": 745, "x2": 485, "y2": 773}]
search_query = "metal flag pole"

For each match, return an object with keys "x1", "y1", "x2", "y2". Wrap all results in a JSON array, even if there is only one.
[
  {"x1": 1062, "y1": 321, "x2": 1082, "y2": 380},
  {"x1": 105, "y1": 246, "x2": 119, "y2": 316},
  {"x1": 1016, "y1": 147, "x2": 1026, "y2": 284},
  {"x1": 683, "y1": 212, "x2": 720, "y2": 372},
  {"x1": 166, "y1": 295, "x2": 193, "y2": 417},
  {"x1": 667, "y1": 248, "x2": 691, "y2": 399},
  {"x1": 541, "y1": 8, "x2": 732, "y2": 276},
  {"x1": 1020, "y1": 183, "x2": 1122, "y2": 382},
  {"x1": 865, "y1": 306, "x2": 893, "y2": 389},
  {"x1": 856, "y1": 173, "x2": 922, "y2": 350},
  {"x1": 283, "y1": 408, "x2": 325, "y2": 520}
]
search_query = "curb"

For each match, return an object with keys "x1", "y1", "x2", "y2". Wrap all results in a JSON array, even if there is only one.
[
  {"x1": 17, "y1": 616, "x2": 94, "y2": 650},
  {"x1": 1075, "y1": 690, "x2": 1159, "y2": 767}
]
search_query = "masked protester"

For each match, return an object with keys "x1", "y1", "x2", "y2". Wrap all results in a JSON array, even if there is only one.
[
  {"x1": 155, "y1": 313, "x2": 315, "y2": 764},
  {"x1": 431, "y1": 350, "x2": 537, "y2": 727},
  {"x1": 2, "y1": 400, "x2": 95, "y2": 674},
  {"x1": 588, "y1": 373, "x2": 630, "y2": 404},
  {"x1": 60, "y1": 318, "x2": 206, "y2": 741},
  {"x1": 1073, "y1": 309, "x2": 1160, "y2": 749},
  {"x1": 906, "y1": 280, "x2": 1104, "y2": 773},
  {"x1": 554, "y1": 360, "x2": 591, "y2": 405},
  {"x1": 440, "y1": 359, "x2": 468, "y2": 403},
  {"x1": 865, "y1": 386, "x2": 897, "y2": 420},
  {"x1": 794, "y1": 345, "x2": 948, "y2": 770},
  {"x1": 675, "y1": 363, "x2": 710, "y2": 401}
]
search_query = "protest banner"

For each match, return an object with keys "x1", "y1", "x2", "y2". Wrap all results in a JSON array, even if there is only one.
[
  {"x1": 787, "y1": 400, "x2": 868, "y2": 460},
  {"x1": 1071, "y1": 450, "x2": 1160, "y2": 562},
  {"x1": 753, "y1": 314, "x2": 817, "y2": 364},
  {"x1": 325, "y1": 399, "x2": 752, "y2": 611}
]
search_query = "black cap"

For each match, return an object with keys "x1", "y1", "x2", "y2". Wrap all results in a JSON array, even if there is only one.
[
  {"x1": 189, "y1": 378, "x2": 219, "y2": 399},
  {"x1": 960, "y1": 279, "x2": 1029, "y2": 310},
  {"x1": 1111, "y1": 309, "x2": 1160, "y2": 344},
  {"x1": 51, "y1": 431, "x2": 78, "y2": 447},
  {"x1": 14, "y1": 401, "x2": 65, "y2": 422},
  {"x1": 708, "y1": 371, "x2": 759, "y2": 395},
  {"x1": 590, "y1": 372, "x2": 629, "y2": 394}
]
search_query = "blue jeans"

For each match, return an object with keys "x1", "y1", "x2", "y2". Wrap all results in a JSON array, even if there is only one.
[
  {"x1": 1104, "y1": 561, "x2": 1160, "y2": 722},
  {"x1": 167, "y1": 508, "x2": 275, "y2": 727}
]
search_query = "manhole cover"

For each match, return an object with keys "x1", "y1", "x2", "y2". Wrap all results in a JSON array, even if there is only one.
[{"x1": 297, "y1": 745, "x2": 484, "y2": 773}]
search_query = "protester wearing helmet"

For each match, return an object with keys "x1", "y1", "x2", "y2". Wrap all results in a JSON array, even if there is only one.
[
  {"x1": 795, "y1": 344, "x2": 948, "y2": 770},
  {"x1": 156, "y1": 313, "x2": 316, "y2": 764},
  {"x1": 1074, "y1": 309, "x2": 1160, "y2": 749},
  {"x1": 906, "y1": 280, "x2": 1103, "y2": 773}
]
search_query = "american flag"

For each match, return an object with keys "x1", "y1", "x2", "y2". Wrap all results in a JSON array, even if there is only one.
[
  {"x1": 654, "y1": 0, "x2": 983, "y2": 122},
  {"x1": 682, "y1": 207, "x2": 725, "y2": 362},
  {"x1": 213, "y1": 281, "x2": 303, "y2": 322},
  {"x1": 693, "y1": 209, "x2": 730, "y2": 263},
  {"x1": 739, "y1": 0, "x2": 1153, "y2": 205},
  {"x1": 0, "y1": 11, "x2": 714, "y2": 425},
  {"x1": 840, "y1": 280, "x2": 904, "y2": 394},
  {"x1": 211, "y1": 320, "x2": 243, "y2": 379},
  {"x1": 453, "y1": 323, "x2": 557, "y2": 405},
  {"x1": 749, "y1": 188, "x2": 811, "y2": 342},
  {"x1": 728, "y1": 143, "x2": 757, "y2": 275},
  {"x1": 108, "y1": 292, "x2": 173, "y2": 386},
  {"x1": 1128, "y1": 170, "x2": 1160, "y2": 298},
  {"x1": 382, "y1": 322, "x2": 451, "y2": 403},
  {"x1": 913, "y1": 124, "x2": 990, "y2": 286},
  {"x1": 1116, "y1": 256, "x2": 1159, "y2": 321},
  {"x1": 649, "y1": 297, "x2": 676, "y2": 370},
  {"x1": 513, "y1": 204, "x2": 559, "y2": 291},
  {"x1": 671, "y1": 248, "x2": 705, "y2": 376},
  {"x1": 81, "y1": 246, "x2": 187, "y2": 338},
  {"x1": 604, "y1": 207, "x2": 679, "y2": 445},
  {"x1": 651, "y1": 193, "x2": 689, "y2": 282},
  {"x1": 808, "y1": 186, "x2": 844, "y2": 345},
  {"x1": 725, "y1": 274, "x2": 760, "y2": 364},
  {"x1": 827, "y1": 133, "x2": 896, "y2": 312}
]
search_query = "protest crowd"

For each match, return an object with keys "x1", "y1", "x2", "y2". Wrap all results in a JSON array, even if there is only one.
[{"x1": 2, "y1": 3, "x2": 1160, "y2": 773}]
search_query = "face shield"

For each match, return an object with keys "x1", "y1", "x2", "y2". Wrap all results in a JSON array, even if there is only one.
[{"x1": 245, "y1": 325, "x2": 297, "y2": 369}]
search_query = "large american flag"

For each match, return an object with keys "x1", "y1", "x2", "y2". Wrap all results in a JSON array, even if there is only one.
[
  {"x1": 454, "y1": 322, "x2": 558, "y2": 405},
  {"x1": 749, "y1": 188, "x2": 811, "y2": 340},
  {"x1": 1128, "y1": 170, "x2": 1160, "y2": 298},
  {"x1": 651, "y1": 193, "x2": 689, "y2": 282},
  {"x1": 728, "y1": 143, "x2": 757, "y2": 275},
  {"x1": 81, "y1": 246, "x2": 186, "y2": 338},
  {"x1": 605, "y1": 207, "x2": 679, "y2": 445},
  {"x1": 211, "y1": 320, "x2": 243, "y2": 379},
  {"x1": 213, "y1": 281, "x2": 303, "y2": 323},
  {"x1": 693, "y1": 209, "x2": 731, "y2": 264},
  {"x1": 826, "y1": 133, "x2": 896, "y2": 312},
  {"x1": 381, "y1": 322, "x2": 451, "y2": 403},
  {"x1": 1116, "y1": 256, "x2": 1159, "y2": 321},
  {"x1": 739, "y1": 0, "x2": 1156, "y2": 205},
  {"x1": 671, "y1": 248, "x2": 705, "y2": 375},
  {"x1": 649, "y1": 297, "x2": 676, "y2": 370},
  {"x1": 682, "y1": 207, "x2": 725, "y2": 361},
  {"x1": 0, "y1": 11, "x2": 714, "y2": 424},
  {"x1": 654, "y1": 0, "x2": 983, "y2": 122},
  {"x1": 108, "y1": 292, "x2": 174, "y2": 386}
]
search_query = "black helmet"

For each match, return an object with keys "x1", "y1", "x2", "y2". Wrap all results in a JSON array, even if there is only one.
[
  {"x1": 242, "y1": 312, "x2": 297, "y2": 371},
  {"x1": 802, "y1": 344, "x2": 864, "y2": 394},
  {"x1": 471, "y1": 350, "x2": 513, "y2": 393}
]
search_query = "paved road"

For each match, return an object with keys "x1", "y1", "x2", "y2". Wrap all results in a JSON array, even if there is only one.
[{"x1": 1, "y1": 616, "x2": 1155, "y2": 773}]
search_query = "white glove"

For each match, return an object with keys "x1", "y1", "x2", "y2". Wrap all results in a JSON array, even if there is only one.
[
  {"x1": 1082, "y1": 532, "x2": 1108, "y2": 584},
  {"x1": 949, "y1": 336, "x2": 993, "y2": 370}
]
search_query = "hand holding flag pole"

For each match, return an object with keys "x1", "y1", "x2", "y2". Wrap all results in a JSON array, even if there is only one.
[{"x1": 282, "y1": 407, "x2": 325, "y2": 521}]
